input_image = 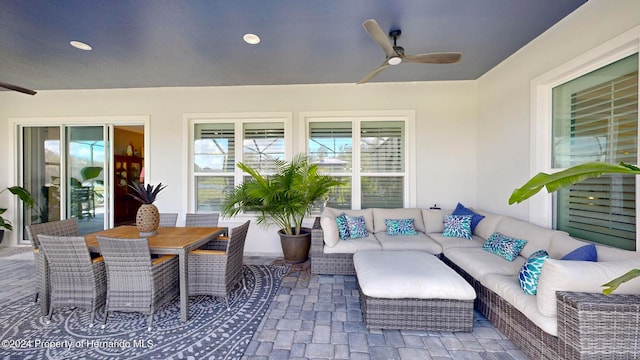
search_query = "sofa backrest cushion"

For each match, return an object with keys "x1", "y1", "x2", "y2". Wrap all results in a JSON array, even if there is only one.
[
  {"x1": 495, "y1": 216, "x2": 557, "y2": 258},
  {"x1": 422, "y1": 209, "x2": 452, "y2": 233},
  {"x1": 473, "y1": 210, "x2": 505, "y2": 240},
  {"x1": 372, "y1": 208, "x2": 425, "y2": 233},
  {"x1": 596, "y1": 244, "x2": 640, "y2": 261},
  {"x1": 549, "y1": 232, "x2": 640, "y2": 261},
  {"x1": 536, "y1": 257, "x2": 640, "y2": 317}
]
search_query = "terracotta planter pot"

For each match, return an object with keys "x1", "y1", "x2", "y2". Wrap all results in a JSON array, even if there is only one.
[
  {"x1": 278, "y1": 228, "x2": 311, "y2": 263},
  {"x1": 136, "y1": 203, "x2": 160, "y2": 236}
]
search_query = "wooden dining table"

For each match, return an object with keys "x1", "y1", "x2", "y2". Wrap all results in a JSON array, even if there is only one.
[{"x1": 85, "y1": 225, "x2": 227, "y2": 322}]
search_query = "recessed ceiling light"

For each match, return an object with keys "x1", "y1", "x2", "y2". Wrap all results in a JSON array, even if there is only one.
[
  {"x1": 243, "y1": 33, "x2": 260, "y2": 45},
  {"x1": 70, "y1": 40, "x2": 92, "y2": 51}
]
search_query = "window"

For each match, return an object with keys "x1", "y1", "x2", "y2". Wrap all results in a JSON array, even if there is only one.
[
  {"x1": 306, "y1": 112, "x2": 414, "y2": 210},
  {"x1": 551, "y1": 53, "x2": 638, "y2": 250},
  {"x1": 191, "y1": 114, "x2": 290, "y2": 212}
]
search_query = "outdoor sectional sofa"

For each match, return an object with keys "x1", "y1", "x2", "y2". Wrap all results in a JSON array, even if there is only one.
[{"x1": 310, "y1": 206, "x2": 640, "y2": 359}]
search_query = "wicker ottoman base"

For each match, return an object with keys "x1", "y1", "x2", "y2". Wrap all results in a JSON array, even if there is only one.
[
  {"x1": 359, "y1": 289, "x2": 474, "y2": 332},
  {"x1": 354, "y1": 250, "x2": 476, "y2": 332}
]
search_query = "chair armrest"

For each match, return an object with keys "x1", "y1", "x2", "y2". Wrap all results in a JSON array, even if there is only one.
[
  {"x1": 216, "y1": 235, "x2": 229, "y2": 241},
  {"x1": 190, "y1": 249, "x2": 226, "y2": 255},
  {"x1": 92, "y1": 256, "x2": 104, "y2": 263},
  {"x1": 310, "y1": 217, "x2": 324, "y2": 256},
  {"x1": 557, "y1": 291, "x2": 640, "y2": 356},
  {"x1": 152, "y1": 255, "x2": 177, "y2": 265}
]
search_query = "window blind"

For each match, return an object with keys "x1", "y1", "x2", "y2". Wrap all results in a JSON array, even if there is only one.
[
  {"x1": 555, "y1": 55, "x2": 638, "y2": 249},
  {"x1": 243, "y1": 123, "x2": 285, "y2": 173},
  {"x1": 194, "y1": 124, "x2": 235, "y2": 172}
]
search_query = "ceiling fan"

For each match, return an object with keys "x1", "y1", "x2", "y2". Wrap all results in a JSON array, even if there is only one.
[
  {"x1": 0, "y1": 81, "x2": 37, "y2": 95},
  {"x1": 358, "y1": 19, "x2": 462, "y2": 84}
]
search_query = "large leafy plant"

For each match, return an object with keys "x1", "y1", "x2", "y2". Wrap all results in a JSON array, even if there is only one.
[
  {"x1": 1, "y1": 186, "x2": 35, "y2": 231},
  {"x1": 222, "y1": 154, "x2": 343, "y2": 235},
  {"x1": 509, "y1": 162, "x2": 640, "y2": 294}
]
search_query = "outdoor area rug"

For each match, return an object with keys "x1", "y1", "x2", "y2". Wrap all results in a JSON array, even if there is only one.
[{"x1": 0, "y1": 264, "x2": 289, "y2": 359}]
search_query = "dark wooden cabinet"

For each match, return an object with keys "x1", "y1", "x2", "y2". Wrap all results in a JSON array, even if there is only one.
[{"x1": 114, "y1": 155, "x2": 143, "y2": 225}]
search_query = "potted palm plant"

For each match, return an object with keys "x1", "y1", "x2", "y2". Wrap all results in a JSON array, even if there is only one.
[
  {"x1": 1, "y1": 186, "x2": 35, "y2": 244},
  {"x1": 222, "y1": 154, "x2": 343, "y2": 262},
  {"x1": 128, "y1": 182, "x2": 167, "y2": 236},
  {"x1": 509, "y1": 162, "x2": 640, "y2": 294}
]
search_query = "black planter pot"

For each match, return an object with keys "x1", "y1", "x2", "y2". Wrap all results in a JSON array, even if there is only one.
[
  {"x1": 278, "y1": 227, "x2": 311, "y2": 263},
  {"x1": 0, "y1": 230, "x2": 4, "y2": 245}
]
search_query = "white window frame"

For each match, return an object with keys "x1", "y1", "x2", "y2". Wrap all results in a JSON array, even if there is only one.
[
  {"x1": 530, "y1": 26, "x2": 640, "y2": 250},
  {"x1": 184, "y1": 112, "x2": 293, "y2": 215},
  {"x1": 301, "y1": 110, "x2": 417, "y2": 209}
]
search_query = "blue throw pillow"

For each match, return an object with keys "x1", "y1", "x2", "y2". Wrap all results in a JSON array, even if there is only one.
[
  {"x1": 442, "y1": 214, "x2": 473, "y2": 240},
  {"x1": 452, "y1": 202, "x2": 485, "y2": 233},
  {"x1": 561, "y1": 244, "x2": 597, "y2": 262},
  {"x1": 385, "y1": 218, "x2": 418, "y2": 236},
  {"x1": 519, "y1": 249, "x2": 550, "y2": 295},
  {"x1": 335, "y1": 213, "x2": 350, "y2": 240},
  {"x1": 345, "y1": 215, "x2": 369, "y2": 239},
  {"x1": 482, "y1": 232, "x2": 528, "y2": 261}
]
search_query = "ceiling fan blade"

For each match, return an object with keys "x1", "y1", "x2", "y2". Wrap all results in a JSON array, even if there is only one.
[
  {"x1": 363, "y1": 19, "x2": 396, "y2": 58},
  {"x1": 357, "y1": 62, "x2": 392, "y2": 84},
  {"x1": 0, "y1": 81, "x2": 37, "y2": 95},
  {"x1": 403, "y1": 52, "x2": 462, "y2": 64}
]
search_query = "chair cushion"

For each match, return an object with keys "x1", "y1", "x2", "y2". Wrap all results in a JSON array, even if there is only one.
[
  {"x1": 375, "y1": 232, "x2": 442, "y2": 254},
  {"x1": 323, "y1": 234, "x2": 382, "y2": 254}
]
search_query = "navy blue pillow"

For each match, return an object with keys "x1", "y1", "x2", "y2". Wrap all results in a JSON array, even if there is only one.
[
  {"x1": 452, "y1": 202, "x2": 485, "y2": 233},
  {"x1": 561, "y1": 244, "x2": 597, "y2": 262}
]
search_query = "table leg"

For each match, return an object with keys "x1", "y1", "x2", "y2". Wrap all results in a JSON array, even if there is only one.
[{"x1": 179, "y1": 250, "x2": 189, "y2": 322}]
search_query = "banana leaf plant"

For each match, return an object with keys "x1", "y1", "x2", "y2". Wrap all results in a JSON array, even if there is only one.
[
  {"x1": 509, "y1": 162, "x2": 640, "y2": 295},
  {"x1": 1, "y1": 186, "x2": 35, "y2": 231}
]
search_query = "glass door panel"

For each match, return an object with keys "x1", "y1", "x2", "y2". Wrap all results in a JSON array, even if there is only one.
[{"x1": 67, "y1": 126, "x2": 107, "y2": 235}]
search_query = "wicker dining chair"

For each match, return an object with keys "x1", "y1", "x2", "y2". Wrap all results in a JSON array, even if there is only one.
[
  {"x1": 36, "y1": 234, "x2": 106, "y2": 326},
  {"x1": 185, "y1": 212, "x2": 220, "y2": 227},
  {"x1": 25, "y1": 218, "x2": 80, "y2": 316},
  {"x1": 188, "y1": 220, "x2": 250, "y2": 309},
  {"x1": 97, "y1": 236, "x2": 179, "y2": 331},
  {"x1": 158, "y1": 213, "x2": 178, "y2": 227}
]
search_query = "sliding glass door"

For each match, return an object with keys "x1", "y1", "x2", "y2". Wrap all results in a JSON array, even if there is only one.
[{"x1": 21, "y1": 125, "x2": 109, "y2": 237}]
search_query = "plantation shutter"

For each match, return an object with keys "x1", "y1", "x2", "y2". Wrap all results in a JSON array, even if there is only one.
[
  {"x1": 554, "y1": 54, "x2": 638, "y2": 250},
  {"x1": 360, "y1": 121, "x2": 405, "y2": 208}
]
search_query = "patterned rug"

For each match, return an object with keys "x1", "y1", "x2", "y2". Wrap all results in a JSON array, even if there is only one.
[{"x1": 0, "y1": 264, "x2": 288, "y2": 359}]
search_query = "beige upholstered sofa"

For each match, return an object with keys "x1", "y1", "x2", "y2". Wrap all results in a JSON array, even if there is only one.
[{"x1": 311, "y1": 207, "x2": 640, "y2": 359}]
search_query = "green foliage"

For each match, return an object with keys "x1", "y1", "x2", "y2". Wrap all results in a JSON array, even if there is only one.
[
  {"x1": 222, "y1": 154, "x2": 344, "y2": 235},
  {"x1": 0, "y1": 186, "x2": 36, "y2": 231},
  {"x1": 128, "y1": 183, "x2": 167, "y2": 204},
  {"x1": 509, "y1": 161, "x2": 640, "y2": 295}
]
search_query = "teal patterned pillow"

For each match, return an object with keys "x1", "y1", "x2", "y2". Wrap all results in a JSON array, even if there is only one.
[
  {"x1": 385, "y1": 218, "x2": 418, "y2": 236},
  {"x1": 442, "y1": 214, "x2": 473, "y2": 239},
  {"x1": 345, "y1": 215, "x2": 369, "y2": 239},
  {"x1": 482, "y1": 232, "x2": 528, "y2": 261},
  {"x1": 335, "y1": 213, "x2": 350, "y2": 240},
  {"x1": 519, "y1": 249, "x2": 550, "y2": 295}
]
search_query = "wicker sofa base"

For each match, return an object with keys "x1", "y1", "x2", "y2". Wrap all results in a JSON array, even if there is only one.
[{"x1": 359, "y1": 289, "x2": 474, "y2": 332}]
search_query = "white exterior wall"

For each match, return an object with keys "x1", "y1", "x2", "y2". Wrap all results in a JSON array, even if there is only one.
[
  {"x1": 0, "y1": 81, "x2": 477, "y2": 254},
  {"x1": 475, "y1": 0, "x2": 640, "y2": 223}
]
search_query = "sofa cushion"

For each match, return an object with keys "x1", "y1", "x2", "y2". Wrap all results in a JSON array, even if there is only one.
[
  {"x1": 494, "y1": 216, "x2": 556, "y2": 258},
  {"x1": 320, "y1": 216, "x2": 340, "y2": 248},
  {"x1": 444, "y1": 247, "x2": 526, "y2": 279},
  {"x1": 596, "y1": 244, "x2": 640, "y2": 262},
  {"x1": 452, "y1": 202, "x2": 485, "y2": 232},
  {"x1": 373, "y1": 208, "x2": 425, "y2": 233},
  {"x1": 322, "y1": 207, "x2": 374, "y2": 233},
  {"x1": 427, "y1": 233, "x2": 484, "y2": 251},
  {"x1": 345, "y1": 215, "x2": 369, "y2": 239},
  {"x1": 519, "y1": 250, "x2": 550, "y2": 295},
  {"x1": 473, "y1": 210, "x2": 505, "y2": 239},
  {"x1": 323, "y1": 233, "x2": 381, "y2": 254},
  {"x1": 375, "y1": 232, "x2": 442, "y2": 254},
  {"x1": 354, "y1": 250, "x2": 475, "y2": 300},
  {"x1": 384, "y1": 218, "x2": 418, "y2": 236},
  {"x1": 482, "y1": 233, "x2": 527, "y2": 262},
  {"x1": 482, "y1": 274, "x2": 558, "y2": 336},
  {"x1": 536, "y1": 257, "x2": 640, "y2": 317},
  {"x1": 443, "y1": 214, "x2": 473, "y2": 239},
  {"x1": 422, "y1": 209, "x2": 452, "y2": 233},
  {"x1": 561, "y1": 244, "x2": 597, "y2": 262},
  {"x1": 547, "y1": 232, "x2": 590, "y2": 259}
]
